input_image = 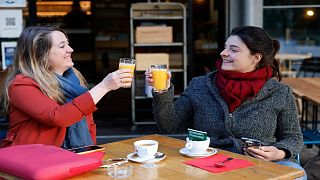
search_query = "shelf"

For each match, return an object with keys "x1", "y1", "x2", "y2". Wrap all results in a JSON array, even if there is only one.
[
  {"x1": 170, "y1": 68, "x2": 184, "y2": 72},
  {"x1": 131, "y1": 2, "x2": 187, "y2": 125},
  {"x1": 133, "y1": 42, "x2": 183, "y2": 47},
  {"x1": 35, "y1": 1, "x2": 91, "y2": 17},
  {"x1": 132, "y1": 16, "x2": 183, "y2": 20}
]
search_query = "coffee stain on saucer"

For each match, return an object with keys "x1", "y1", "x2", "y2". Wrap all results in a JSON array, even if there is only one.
[{"x1": 132, "y1": 153, "x2": 139, "y2": 159}]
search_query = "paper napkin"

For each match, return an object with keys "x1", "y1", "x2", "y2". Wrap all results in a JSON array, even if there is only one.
[{"x1": 184, "y1": 154, "x2": 254, "y2": 173}]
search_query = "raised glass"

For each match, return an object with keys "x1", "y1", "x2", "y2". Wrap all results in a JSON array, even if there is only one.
[{"x1": 151, "y1": 64, "x2": 168, "y2": 93}]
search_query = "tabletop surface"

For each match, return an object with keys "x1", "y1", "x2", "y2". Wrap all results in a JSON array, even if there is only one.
[
  {"x1": 282, "y1": 77, "x2": 320, "y2": 105},
  {"x1": 275, "y1": 53, "x2": 312, "y2": 77},
  {"x1": 275, "y1": 53, "x2": 312, "y2": 60},
  {"x1": 69, "y1": 134, "x2": 304, "y2": 180}
]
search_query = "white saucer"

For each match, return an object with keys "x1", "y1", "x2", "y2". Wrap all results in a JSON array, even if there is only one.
[
  {"x1": 127, "y1": 152, "x2": 166, "y2": 163},
  {"x1": 179, "y1": 147, "x2": 217, "y2": 157}
]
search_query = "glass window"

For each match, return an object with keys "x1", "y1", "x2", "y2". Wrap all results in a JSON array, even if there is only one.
[
  {"x1": 264, "y1": 0, "x2": 319, "y2": 6},
  {"x1": 263, "y1": 4, "x2": 320, "y2": 57}
]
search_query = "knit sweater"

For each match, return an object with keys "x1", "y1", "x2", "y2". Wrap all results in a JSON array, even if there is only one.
[{"x1": 153, "y1": 72, "x2": 303, "y2": 160}]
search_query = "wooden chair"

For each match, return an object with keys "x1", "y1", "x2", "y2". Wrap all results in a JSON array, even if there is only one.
[
  {"x1": 297, "y1": 57, "x2": 320, "y2": 77},
  {"x1": 302, "y1": 130, "x2": 320, "y2": 146},
  {"x1": 299, "y1": 97, "x2": 320, "y2": 168}
]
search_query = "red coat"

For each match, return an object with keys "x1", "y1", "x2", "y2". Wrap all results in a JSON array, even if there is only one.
[{"x1": 0, "y1": 74, "x2": 97, "y2": 148}]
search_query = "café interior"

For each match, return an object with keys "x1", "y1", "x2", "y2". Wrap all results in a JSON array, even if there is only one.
[{"x1": 0, "y1": 0, "x2": 320, "y2": 179}]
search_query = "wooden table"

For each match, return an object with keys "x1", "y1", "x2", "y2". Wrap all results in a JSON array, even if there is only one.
[
  {"x1": 69, "y1": 135, "x2": 303, "y2": 179},
  {"x1": 282, "y1": 78, "x2": 320, "y2": 167},
  {"x1": 275, "y1": 53, "x2": 312, "y2": 77},
  {"x1": 282, "y1": 78, "x2": 320, "y2": 129},
  {"x1": 282, "y1": 78, "x2": 320, "y2": 99}
]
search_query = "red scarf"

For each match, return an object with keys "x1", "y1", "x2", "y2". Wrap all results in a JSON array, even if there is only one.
[{"x1": 215, "y1": 59, "x2": 272, "y2": 112}]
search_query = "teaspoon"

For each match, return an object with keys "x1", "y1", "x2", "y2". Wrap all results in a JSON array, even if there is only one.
[{"x1": 214, "y1": 157, "x2": 233, "y2": 168}]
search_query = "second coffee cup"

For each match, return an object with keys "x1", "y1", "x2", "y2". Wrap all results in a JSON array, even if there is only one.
[
  {"x1": 134, "y1": 140, "x2": 158, "y2": 158},
  {"x1": 185, "y1": 137, "x2": 210, "y2": 154}
]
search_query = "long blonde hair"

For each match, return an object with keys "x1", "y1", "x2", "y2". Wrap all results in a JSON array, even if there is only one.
[{"x1": 1, "y1": 26, "x2": 87, "y2": 115}]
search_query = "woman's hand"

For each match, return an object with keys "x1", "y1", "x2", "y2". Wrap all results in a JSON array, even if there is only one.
[
  {"x1": 89, "y1": 69, "x2": 133, "y2": 104},
  {"x1": 102, "y1": 69, "x2": 133, "y2": 91},
  {"x1": 145, "y1": 68, "x2": 172, "y2": 91},
  {"x1": 243, "y1": 146, "x2": 286, "y2": 161}
]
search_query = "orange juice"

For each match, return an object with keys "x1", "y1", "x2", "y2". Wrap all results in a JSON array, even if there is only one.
[
  {"x1": 152, "y1": 69, "x2": 167, "y2": 91},
  {"x1": 119, "y1": 63, "x2": 135, "y2": 75}
]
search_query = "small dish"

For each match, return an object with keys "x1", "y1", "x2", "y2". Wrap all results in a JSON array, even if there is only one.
[
  {"x1": 127, "y1": 152, "x2": 166, "y2": 163},
  {"x1": 179, "y1": 147, "x2": 217, "y2": 157}
]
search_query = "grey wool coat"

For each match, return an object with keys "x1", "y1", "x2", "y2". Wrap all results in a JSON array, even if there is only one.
[{"x1": 152, "y1": 72, "x2": 303, "y2": 160}]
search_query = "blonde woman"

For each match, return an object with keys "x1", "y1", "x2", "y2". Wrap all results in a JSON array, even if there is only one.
[{"x1": 0, "y1": 26, "x2": 133, "y2": 149}]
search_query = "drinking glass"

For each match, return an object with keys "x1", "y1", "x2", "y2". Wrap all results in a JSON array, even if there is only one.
[
  {"x1": 119, "y1": 58, "x2": 135, "y2": 88},
  {"x1": 151, "y1": 64, "x2": 168, "y2": 93},
  {"x1": 119, "y1": 58, "x2": 136, "y2": 75},
  {"x1": 107, "y1": 164, "x2": 132, "y2": 179}
]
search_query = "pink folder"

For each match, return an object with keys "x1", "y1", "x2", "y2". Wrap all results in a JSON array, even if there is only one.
[{"x1": 0, "y1": 144, "x2": 102, "y2": 180}]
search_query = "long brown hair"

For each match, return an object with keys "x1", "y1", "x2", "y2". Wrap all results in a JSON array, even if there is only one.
[
  {"x1": 230, "y1": 26, "x2": 282, "y2": 81},
  {"x1": 1, "y1": 26, "x2": 87, "y2": 115}
]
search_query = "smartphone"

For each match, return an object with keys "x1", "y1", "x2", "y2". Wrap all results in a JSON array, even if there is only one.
[
  {"x1": 68, "y1": 145, "x2": 105, "y2": 154},
  {"x1": 241, "y1": 137, "x2": 262, "y2": 149}
]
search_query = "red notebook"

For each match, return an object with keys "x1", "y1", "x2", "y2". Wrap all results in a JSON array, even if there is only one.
[{"x1": 0, "y1": 144, "x2": 102, "y2": 180}]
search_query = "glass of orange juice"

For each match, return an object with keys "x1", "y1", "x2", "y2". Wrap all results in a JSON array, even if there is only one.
[
  {"x1": 119, "y1": 58, "x2": 135, "y2": 75},
  {"x1": 151, "y1": 64, "x2": 168, "y2": 93},
  {"x1": 119, "y1": 58, "x2": 135, "y2": 88}
]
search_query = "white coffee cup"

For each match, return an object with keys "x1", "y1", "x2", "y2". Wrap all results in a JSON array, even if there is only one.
[
  {"x1": 134, "y1": 140, "x2": 158, "y2": 158},
  {"x1": 185, "y1": 137, "x2": 210, "y2": 154}
]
